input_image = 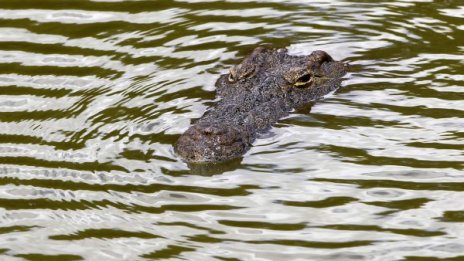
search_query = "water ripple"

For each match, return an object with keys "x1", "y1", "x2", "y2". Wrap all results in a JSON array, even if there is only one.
[{"x1": 0, "y1": 0, "x2": 463, "y2": 260}]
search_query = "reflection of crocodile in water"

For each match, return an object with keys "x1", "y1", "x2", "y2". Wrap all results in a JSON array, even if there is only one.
[{"x1": 176, "y1": 47, "x2": 347, "y2": 163}]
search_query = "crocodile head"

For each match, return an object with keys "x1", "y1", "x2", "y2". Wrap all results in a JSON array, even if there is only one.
[{"x1": 176, "y1": 47, "x2": 346, "y2": 163}]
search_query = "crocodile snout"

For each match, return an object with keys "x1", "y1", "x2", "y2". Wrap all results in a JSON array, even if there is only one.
[{"x1": 176, "y1": 123, "x2": 250, "y2": 163}]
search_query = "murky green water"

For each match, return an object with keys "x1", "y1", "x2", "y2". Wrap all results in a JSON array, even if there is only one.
[{"x1": 0, "y1": 0, "x2": 463, "y2": 260}]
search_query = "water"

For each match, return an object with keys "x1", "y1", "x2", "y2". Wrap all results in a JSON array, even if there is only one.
[{"x1": 0, "y1": 0, "x2": 462, "y2": 260}]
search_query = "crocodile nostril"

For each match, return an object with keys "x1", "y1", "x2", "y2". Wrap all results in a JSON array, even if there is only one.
[
  {"x1": 202, "y1": 126, "x2": 216, "y2": 135},
  {"x1": 201, "y1": 125, "x2": 225, "y2": 135}
]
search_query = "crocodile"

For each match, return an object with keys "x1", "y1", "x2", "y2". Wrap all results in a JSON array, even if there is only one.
[{"x1": 176, "y1": 46, "x2": 346, "y2": 163}]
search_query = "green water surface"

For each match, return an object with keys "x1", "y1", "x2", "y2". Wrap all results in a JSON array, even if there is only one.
[{"x1": 0, "y1": 0, "x2": 463, "y2": 260}]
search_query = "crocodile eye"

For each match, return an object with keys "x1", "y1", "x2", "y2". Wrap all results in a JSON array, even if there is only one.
[
  {"x1": 240, "y1": 64, "x2": 256, "y2": 79},
  {"x1": 228, "y1": 64, "x2": 255, "y2": 83},
  {"x1": 294, "y1": 73, "x2": 313, "y2": 87},
  {"x1": 228, "y1": 73, "x2": 236, "y2": 83},
  {"x1": 228, "y1": 67, "x2": 237, "y2": 83}
]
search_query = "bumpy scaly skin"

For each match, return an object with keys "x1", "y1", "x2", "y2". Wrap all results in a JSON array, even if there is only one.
[{"x1": 176, "y1": 47, "x2": 346, "y2": 163}]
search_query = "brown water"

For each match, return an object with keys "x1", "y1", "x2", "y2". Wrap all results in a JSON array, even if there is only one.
[{"x1": 0, "y1": 0, "x2": 463, "y2": 260}]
